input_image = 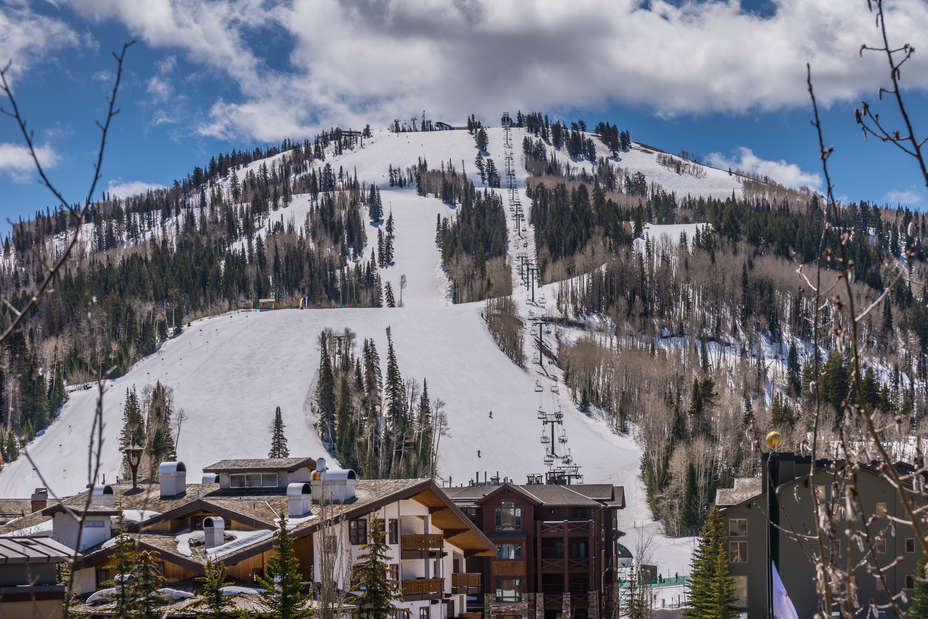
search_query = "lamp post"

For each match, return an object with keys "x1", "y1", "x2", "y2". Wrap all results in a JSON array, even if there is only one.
[{"x1": 124, "y1": 443, "x2": 144, "y2": 491}]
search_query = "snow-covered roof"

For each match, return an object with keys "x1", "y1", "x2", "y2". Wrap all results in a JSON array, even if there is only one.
[{"x1": 715, "y1": 478, "x2": 763, "y2": 507}]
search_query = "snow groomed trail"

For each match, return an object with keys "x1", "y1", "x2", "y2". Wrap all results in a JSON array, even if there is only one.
[{"x1": 0, "y1": 127, "x2": 734, "y2": 574}]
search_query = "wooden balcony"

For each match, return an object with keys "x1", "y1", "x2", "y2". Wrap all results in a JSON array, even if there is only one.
[
  {"x1": 451, "y1": 572, "x2": 481, "y2": 593},
  {"x1": 402, "y1": 577, "x2": 444, "y2": 600},
  {"x1": 401, "y1": 534, "x2": 444, "y2": 558},
  {"x1": 539, "y1": 520, "x2": 592, "y2": 537}
]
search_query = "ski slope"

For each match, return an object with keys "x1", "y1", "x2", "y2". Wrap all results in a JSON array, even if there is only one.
[{"x1": 0, "y1": 125, "x2": 708, "y2": 575}]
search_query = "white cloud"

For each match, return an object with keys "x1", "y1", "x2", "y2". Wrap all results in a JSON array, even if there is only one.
[
  {"x1": 106, "y1": 179, "x2": 166, "y2": 199},
  {"x1": 147, "y1": 75, "x2": 172, "y2": 102},
  {"x1": 62, "y1": 0, "x2": 928, "y2": 142},
  {"x1": 885, "y1": 189, "x2": 922, "y2": 206},
  {"x1": 0, "y1": 3, "x2": 82, "y2": 84},
  {"x1": 706, "y1": 147, "x2": 821, "y2": 191},
  {"x1": 0, "y1": 143, "x2": 60, "y2": 181}
]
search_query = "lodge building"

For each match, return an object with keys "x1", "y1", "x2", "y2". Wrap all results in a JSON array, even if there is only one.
[{"x1": 444, "y1": 480, "x2": 627, "y2": 619}]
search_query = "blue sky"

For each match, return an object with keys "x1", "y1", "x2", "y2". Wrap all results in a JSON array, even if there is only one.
[{"x1": 1, "y1": 0, "x2": 927, "y2": 233}]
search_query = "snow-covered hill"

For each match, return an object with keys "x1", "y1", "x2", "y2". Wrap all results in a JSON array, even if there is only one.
[{"x1": 0, "y1": 125, "x2": 719, "y2": 574}]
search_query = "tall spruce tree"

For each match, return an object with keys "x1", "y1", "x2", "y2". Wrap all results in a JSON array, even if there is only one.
[
  {"x1": 352, "y1": 519, "x2": 398, "y2": 618},
  {"x1": 198, "y1": 559, "x2": 234, "y2": 619},
  {"x1": 132, "y1": 549, "x2": 166, "y2": 618},
  {"x1": 258, "y1": 517, "x2": 308, "y2": 619},
  {"x1": 106, "y1": 525, "x2": 136, "y2": 615},
  {"x1": 269, "y1": 406, "x2": 290, "y2": 458},
  {"x1": 911, "y1": 554, "x2": 928, "y2": 618},
  {"x1": 317, "y1": 334, "x2": 337, "y2": 445},
  {"x1": 686, "y1": 506, "x2": 736, "y2": 618}
]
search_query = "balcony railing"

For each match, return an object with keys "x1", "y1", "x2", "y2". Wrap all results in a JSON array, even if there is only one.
[
  {"x1": 451, "y1": 572, "x2": 481, "y2": 593},
  {"x1": 401, "y1": 534, "x2": 444, "y2": 551},
  {"x1": 539, "y1": 520, "x2": 592, "y2": 536},
  {"x1": 402, "y1": 577, "x2": 444, "y2": 600}
]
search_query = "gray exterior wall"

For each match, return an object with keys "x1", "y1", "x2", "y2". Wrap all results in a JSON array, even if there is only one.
[{"x1": 720, "y1": 496, "x2": 767, "y2": 617}]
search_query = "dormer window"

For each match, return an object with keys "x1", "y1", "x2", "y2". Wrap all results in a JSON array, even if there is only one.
[
  {"x1": 495, "y1": 501, "x2": 522, "y2": 531},
  {"x1": 230, "y1": 472, "x2": 279, "y2": 488}
]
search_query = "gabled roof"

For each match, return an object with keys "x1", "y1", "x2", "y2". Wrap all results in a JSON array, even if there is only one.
[
  {"x1": 41, "y1": 503, "x2": 120, "y2": 517},
  {"x1": 76, "y1": 478, "x2": 497, "y2": 573},
  {"x1": 0, "y1": 537, "x2": 75, "y2": 564},
  {"x1": 202, "y1": 457, "x2": 317, "y2": 473},
  {"x1": 444, "y1": 483, "x2": 625, "y2": 508},
  {"x1": 716, "y1": 478, "x2": 763, "y2": 508}
]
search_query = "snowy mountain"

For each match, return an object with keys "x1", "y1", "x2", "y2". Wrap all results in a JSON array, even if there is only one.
[{"x1": 0, "y1": 125, "x2": 749, "y2": 574}]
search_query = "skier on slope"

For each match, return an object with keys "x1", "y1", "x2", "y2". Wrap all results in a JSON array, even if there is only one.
[
  {"x1": 477, "y1": 449, "x2": 481, "y2": 458},
  {"x1": 489, "y1": 410, "x2": 493, "y2": 419}
]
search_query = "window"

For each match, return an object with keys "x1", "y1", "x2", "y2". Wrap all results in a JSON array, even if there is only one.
[
  {"x1": 569, "y1": 539, "x2": 588, "y2": 559},
  {"x1": 462, "y1": 507, "x2": 480, "y2": 523},
  {"x1": 906, "y1": 538, "x2": 916, "y2": 553},
  {"x1": 874, "y1": 536, "x2": 887, "y2": 554},
  {"x1": 876, "y1": 501, "x2": 888, "y2": 516},
  {"x1": 496, "y1": 543, "x2": 523, "y2": 560},
  {"x1": 495, "y1": 578, "x2": 522, "y2": 602},
  {"x1": 729, "y1": 541, "x2": 748, "y2": 563},
  {"x1": 570, "y1": 507, "x2": 589, "y2": 521},
  {"x1": 393, "y1": 611, "x2": 410, "y2": 619},
  {"x1": 389, "y1": 564, "x2": 399, "y2": 582},
  {"x1": 229, "y1": 472, "x2": 279, "y2": 488},
  {"x1": 84, "y1": 520, "x2": 105, "y2": 528},
  {"x1": 728, "y1": 518, "x2": 748, "y2": 538},
  {"x1": 815, "y1": 485, "x2": 826, "y2": 501},
  {"x1": 732, "y1": 575, "x2": 748, "y2": 607},
  {"x1": 349, "y1": 519, "x2": 367, "y2": 545},
  {"x1": 495, "y1": 501, "x2": 522, "y2": 531},
  {"x1": 907, "y1": 575, "x2": 916, "y2": 589},
  {"x1": 419, "y1": 609, "x2": 429, "y2": 619},
  {"x1": 388, "y1": 519, "x2": 399, "y2": 545}
]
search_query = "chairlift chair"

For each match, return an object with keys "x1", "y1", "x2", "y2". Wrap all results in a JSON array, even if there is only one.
[
  {"x1": 551, "y1": 384, "x2": 559, "y2": 394},
  {"x1": 540, "y1": 433, "x2": 551, "y2": 445},
  {"x1": 558, "y1": 431, "x2": 568, "y2": 444},
  {"x1": 535, "y1": 380, "x2": 543, "y2": 393},
  {"x1": 537, "y1": 407, "x2": 546, "y2": 420},
  {"x1": 544, "y1": 454, "x2": 555, "y2": 466}
]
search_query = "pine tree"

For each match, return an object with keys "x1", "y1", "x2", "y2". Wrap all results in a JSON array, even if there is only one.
[
  {"x1": 336, "y1": 372, "x2": 356, "y2": 468},
  {"x1": 106, "y1": 525, "x2": 135, "y2": 616},
  {"x1": 198, "y1": 559, "x2": 234, "y2": 619},
  {"x1": 474, "y1": 127, "x2": 488, "y2": 153},
  {"x1": 786, "y1": 343, "x2": 801, "y2": 397},
  {"x1": 269, "y1": 406, "x2": 290, "y2": 458},
  {"x1": 132, "y1": 549, "x2": 166, "y2": 618},
  {"x1": 686, "y1": 506, "x2": 736, "y2": 619},
  {"x1": 258, "y1": 517, "x2": 308, "y2": 619},
  {"x1": 120, "y1": 388, "x2": 145, "y2": 464},
  {"x1": 384, "y1": 282, "x2": 396, "y2": 307},
  {"x1": 317, "y1": 335, "x2": 337, "y2": 446},
  {"x1": 352, "y1": 518, "x2": 398, "y2": 618},
  {"x1": 910, "y1": 554, "x2": 928, "y2": 618},
  {"x1": 4, "y1": 431, "x2": 17, "y2": 462},
  {"x1": 681, "y1": 460, "x2": 700, "y2": 532}
]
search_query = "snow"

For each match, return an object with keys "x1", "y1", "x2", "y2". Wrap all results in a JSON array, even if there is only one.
[
  {"x1": 0, "y1": 518, "x2": 53, "y2": 537},
  {"x1": 121, "y1": 509, "x2": 160, "y2": 523},
  {"x1": 174, "y1": 529, "x2": 274, "y2": 560},
  {"x1": 0, "y1": 126, "x2": 710, "y2": 577},
  {"x1": 221, "y1": 585, "x2": 266, "y2": 596}
]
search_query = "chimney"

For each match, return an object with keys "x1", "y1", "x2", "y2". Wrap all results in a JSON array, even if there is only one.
[
  {"x1": 287, "y1": 482, "x2": 312, "y2": 517},
  {"x1": 203, "y1": 516, "x2": 225, "y2": 548},
  {"x1": 30, "y1": 488, "x2": 48, "y2": 513},
  {"x1": 91, "y1": 485, "x2": 115, "y2": 507},
  {"x1": 158, "y1": 461, "x2": 187, "y2": 498},
  {"x1": 311, "y1": 469, "x2": 357, "y2": 504}
]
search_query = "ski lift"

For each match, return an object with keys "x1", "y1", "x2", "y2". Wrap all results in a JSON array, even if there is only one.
[
  {"x1": 537, "y1": 408, "x2": 546, "y2": 420},
  {"x1": 535, "y1": 380, "x2": 543, "y2": 393},
  {"x1": 553, "y1": 411, "x2": 563, "y2": 421},
  {"x1": 543, "y1": 454, "x2": 555, "y2": 466},
  {"x1": 540, "y1": 433, "x2": 551, "y2": 445},
  {"x1": 562, "y1": 452, "x2": 573, "y2": 464},
  {"x1": 558, "y1": 430, "x2": 568, "y2": 444}
]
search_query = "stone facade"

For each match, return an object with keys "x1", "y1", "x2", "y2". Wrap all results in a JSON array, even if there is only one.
[
  {"x1": 588, "y1": 589, "x2": 600, "y2": 619},
  {"x1": 484, "y1": 592, "x2": 531, "y2": 618}
]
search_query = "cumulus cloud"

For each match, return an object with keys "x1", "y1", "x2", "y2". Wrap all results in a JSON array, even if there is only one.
[
  {"x1": 707, "y1": 147, "x2": 821, "y2": 190},
  {"x1": 147, "y1": 75, "x2": 172, "y2": 102},
  {"x1": 885, "y1": 189, "x2": 922, "y2": 206},
  {"x1": 106, "y1": 179, "x2": 166, "y2": 199},
  {"x1": 0, "y1": 2, "x2": 83, "y2": 84},
  {"x1": 0, "y1": 143, "x2": 60, "y2": 181},
  {"x1": 62, "y1": 0, "x2": 928, "y2": 141}
]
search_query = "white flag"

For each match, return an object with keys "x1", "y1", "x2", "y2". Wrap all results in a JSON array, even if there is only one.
[{"x1": 772, "y1": 561, "x2": 799, "y2": 619}]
